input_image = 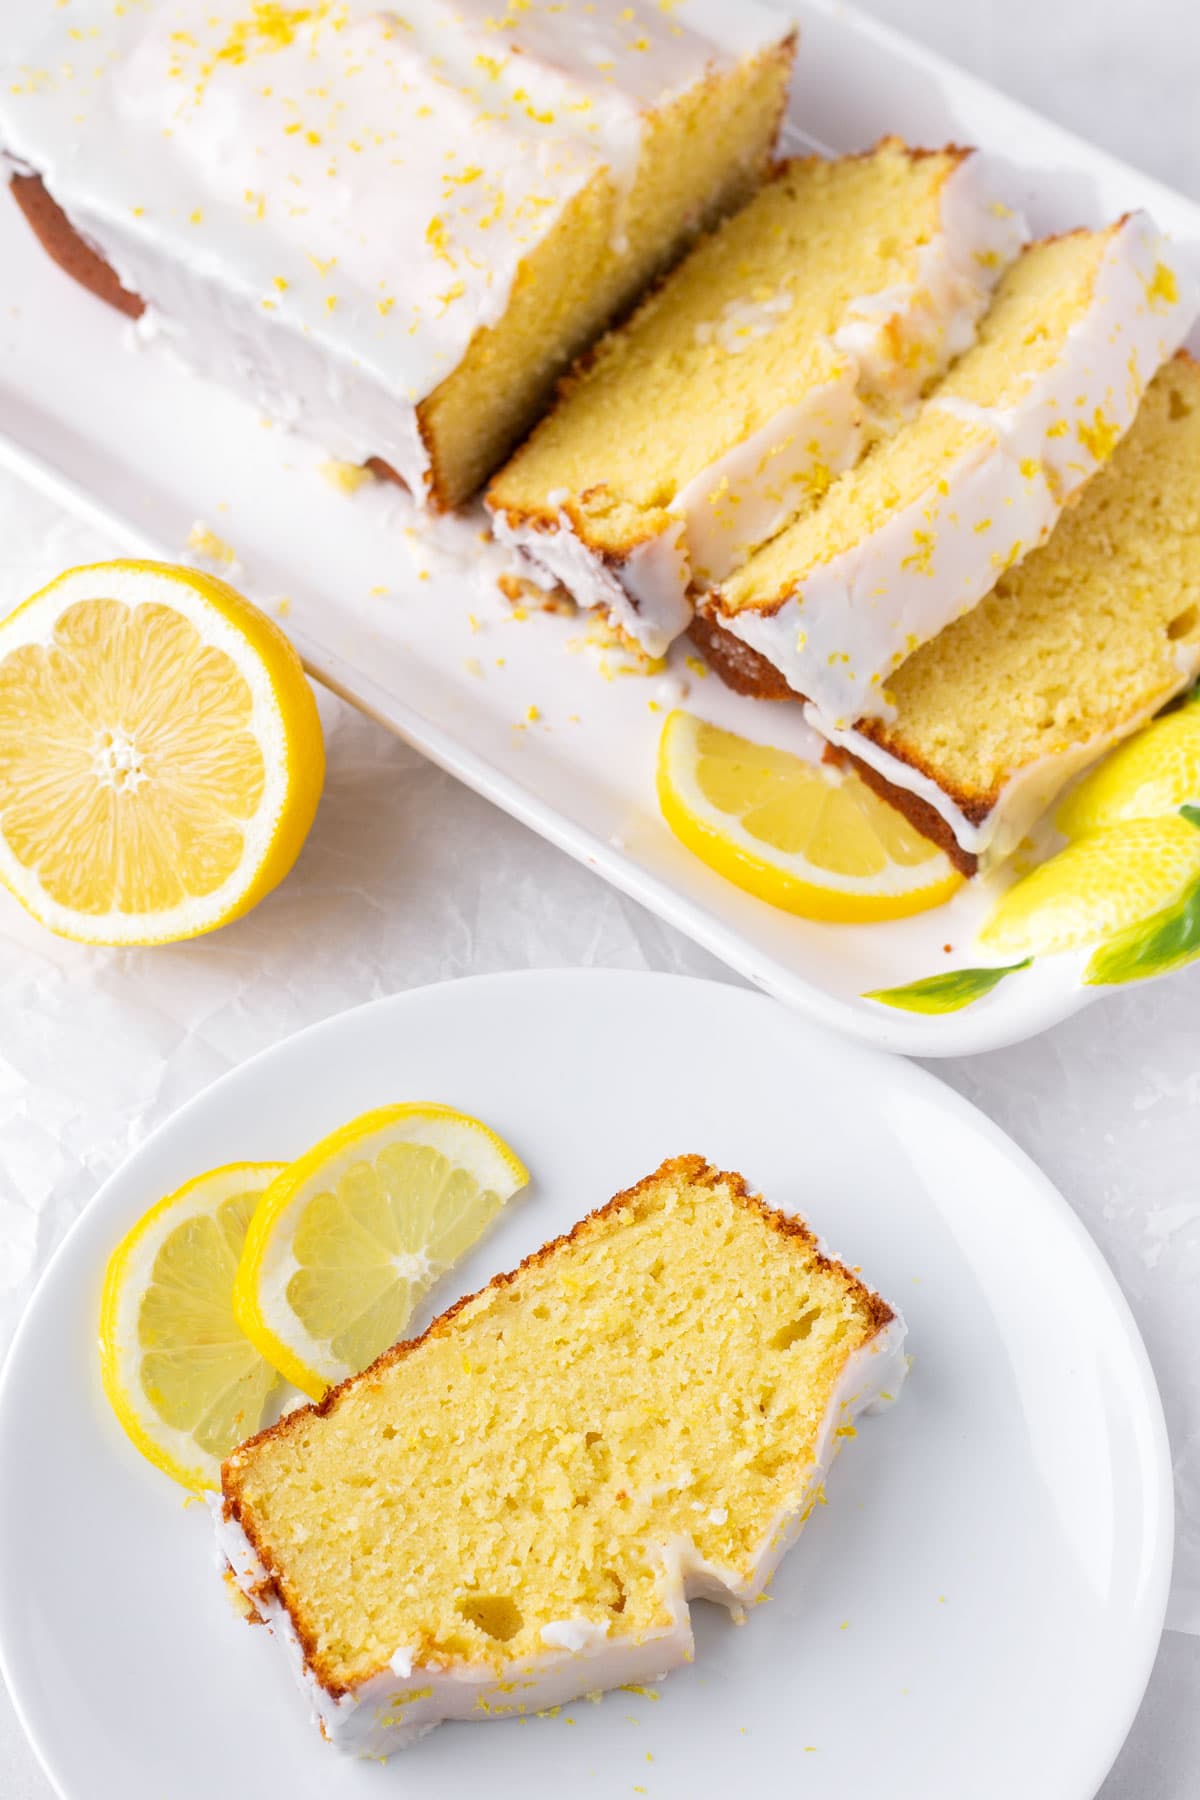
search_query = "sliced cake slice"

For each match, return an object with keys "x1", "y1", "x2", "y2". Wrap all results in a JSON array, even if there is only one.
[
  {"x1": 217, "y1": 1155, "x2": 904, "y2": 1757},
  {"x1": 487, "y1": 141, "x2": 1025, "y2": 654},
  {"x1": 705, "y1": 214, "x2": 1198, "y2": 726},
  {"x1": 1, "y1": 0, "x2": 795, "y2": 510},
  {"x1": 819, "y1": 354, "x2": 1200, "y2": 872}
]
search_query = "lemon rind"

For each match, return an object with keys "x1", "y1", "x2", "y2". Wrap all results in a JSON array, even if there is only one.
[
  {"x1": 99, "y1": 1160, "x2": 287, "y2": 1492},
  {"x1": 657, "y1": 710, "x2": 962, "y2": 922},
  {"x1": 0, "y1": 559, "x2": 324, "y2": 945},
  {"x1": 234, "y1": 1105, "x2": 529, "y2": 1401}
]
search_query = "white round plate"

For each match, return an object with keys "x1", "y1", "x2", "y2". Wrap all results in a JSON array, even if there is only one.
[{"x1": 0, "y1": 971, "x2": 1170, "y2": 1800}]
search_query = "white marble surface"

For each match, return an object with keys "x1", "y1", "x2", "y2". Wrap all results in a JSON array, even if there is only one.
[{"x1": 2, "y1": 1, "x2": 1200, "y2": 1793}]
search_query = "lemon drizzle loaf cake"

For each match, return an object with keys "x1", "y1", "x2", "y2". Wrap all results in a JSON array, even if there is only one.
[
  {"x1": 487, "y1": 142, "x2": 1025, "y2": 654},
  {"x1": 817, "y1": 354, "x2": 1200, "y2": 872},
  {"x1": 0, "y1": 0, "x2": 795, "y2": 510},
  {"x1": 704, "y1": 214, "x2": 1198, "y2": 725},
  {"x1": 216, "y1": 1155, "x2": 905, "y2": 1756}
]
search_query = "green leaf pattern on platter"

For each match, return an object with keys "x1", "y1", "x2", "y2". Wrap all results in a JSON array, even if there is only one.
[
  {"x1": 866, "y1": 805, "x2": 1200, "y2": 1014},
  {"x1": 1086, "y1": 872, "x2": 1200, "y2": 986},
  {"x1": 864, "y1": 960, "x2": 1032, "y2": 1015}
]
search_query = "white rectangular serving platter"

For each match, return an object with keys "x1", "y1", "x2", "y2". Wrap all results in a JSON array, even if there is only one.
[{"x1": 2, "y1": 0, "x2": 1199, "y2": 1056}]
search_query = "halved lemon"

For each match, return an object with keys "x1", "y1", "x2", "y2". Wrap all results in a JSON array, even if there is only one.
[
  {"x1": 234, "y1": 1104, "x2": 528, "y2": 1400},
  {"x1": 1056, "y1": 708, "x2": 1200, "y2": 838},
  {"x1": 99, "y1": 1162, "x2": 287, "y2": 1492},
  {"x1": 980, "y1": 814, "x2": 1200, "y2": 957},
  {"x1": 657, "y1": 711, "x2": 963, "y2": 922},
  {"x1": 0, "y1": 559, "x2": 324, "y2": 944}
]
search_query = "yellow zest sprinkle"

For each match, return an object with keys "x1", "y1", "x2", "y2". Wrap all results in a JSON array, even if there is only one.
[
  {"x1": 426, "y1": 215, "x2": 453, "y2": 261},
  {"x1": 900, "y1": 528, "x2": 934, "y2": 575},
  {"x1": 1147, "y1": 261, "x2": 1179, "y2": 309},
  {"x1": 1076, "y1": 409, "x2": 1121, "y2": 463},
  {"x1": 186, "y1": 522, "x2": 236, "y2": 565},
  {"x1": 318, "y1": 458, "x2": 374, "y2": 494}
]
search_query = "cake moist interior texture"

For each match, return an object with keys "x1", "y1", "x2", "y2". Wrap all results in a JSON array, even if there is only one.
[
  {"x1": 828, "y1": 353, "x2": 1200, "y2": 870},
  {"x1": 489, "y1": 140, "x2": 1024, "y2": 654},
  {"x1": 0, "y1": 0, "x2": 795, "y2": 508},
  {"x1": 707, "y1": 215, "x2": 1198, "y2": 725},
  {"x1": 218, "y1": 1155, "x2": 905, "y2": 1755}
]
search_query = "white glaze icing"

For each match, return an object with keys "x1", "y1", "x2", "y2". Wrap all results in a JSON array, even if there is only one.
[
  {"x1": 814, "y1": 643, "x2": 1200, "y2": 866},
  {"x1": 670, "y1": 357, "x2": 864, "y2": 589},
  {"x1": 830, "y1": 152, "x2": 1026, "y2": 406},
  {"x1": 490, "y1": 504, "x2": 691, "y2": 658},
  {"x1": 213, "y1": 1315, "x2": 906, "y2": 1757},
  {"x1": 489, "y1": 150, "x2": 1025, "y2": 652},
  {"x1": 715, "y1": 212, "x2": 1199, "y2": 725},
  {"x1": 0, "y1": 0, "x2": 790, "y2": 500}
]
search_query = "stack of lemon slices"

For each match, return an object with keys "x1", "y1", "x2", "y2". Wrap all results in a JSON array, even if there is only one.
[{"x1": 100, "y1": 1105, "x2": 528, "y2": 1490}]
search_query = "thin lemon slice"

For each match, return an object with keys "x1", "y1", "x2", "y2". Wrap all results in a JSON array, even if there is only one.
[
  {"x1": 99, "y1": 1162, "x2": 287, "y2": 1492},
  {"x1": 0, "y1": 559, "x2": 324, "y2": 944},
  {"x1": 234, "y1": 1104, "x2": 528, "y2": 1399},
  {"x1": 980, "y1": 815, "x2": 1200, "y2": 957},
  {"x1": 657, "y1": 711, "x2": 963, "y2": 922},
  {"x1": 1056, "y1": 709, "x2": 1200, "y2": 838}
]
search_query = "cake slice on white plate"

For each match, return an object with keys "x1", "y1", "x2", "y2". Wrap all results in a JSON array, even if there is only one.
[{"x1": 216, "y1": 1155, "x2": 905, "y2": 1757}]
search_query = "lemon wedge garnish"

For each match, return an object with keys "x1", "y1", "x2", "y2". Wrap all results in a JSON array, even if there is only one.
[
  {"x1": 1056, "y1": 708, "x2": 1200, "y2": 838},
  {"x1": 0, "y1": 559, "x2": 324, "y2": 944},
  {"x1": 656, "y1": 711, "x2": 963, "y2": 922},
  {"x1": 234, "y1": 1105, "x2": 528, "y2": 1400},
  {"x1": 99, "y1": 1162, "x2": 287, "y2": 1492},
  {"x1": 981, "y1": 815, "x2": 1200, "y2": 957}
]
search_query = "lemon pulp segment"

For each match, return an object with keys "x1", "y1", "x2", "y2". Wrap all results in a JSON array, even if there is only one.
[
  {"x1": 0, "y1": 560, "x2": 323, "y2": 943},
  {"x1": 657, "y1": 711, "x2": 962, "y2": 922},
  {"x1": 99, "y1": 1161, "x2": 287, "y2": 1491},
  {"x1": 234, "y1": 1104, "x2": 529, "y2": 1399}
]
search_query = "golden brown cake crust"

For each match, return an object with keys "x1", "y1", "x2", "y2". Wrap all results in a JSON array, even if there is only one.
[
  {"x1": 221, "y1": 1153, "x2": 893, "y2": 1697},
  {"x1": 487, "y1": 136, "x2": 974, "y2": 551},
  {"x1": 9, "y1": 171, "x2": 145, "y2": 318},
  {"x1": 687, "y1": 615, "x2": 985, "y2": 871},
  {"x1": 687, "y1": 613, "x2": 798, "y2": 699},
  {"x1": 821, "y1": 743, "x2": 980, "y2": 877}
]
